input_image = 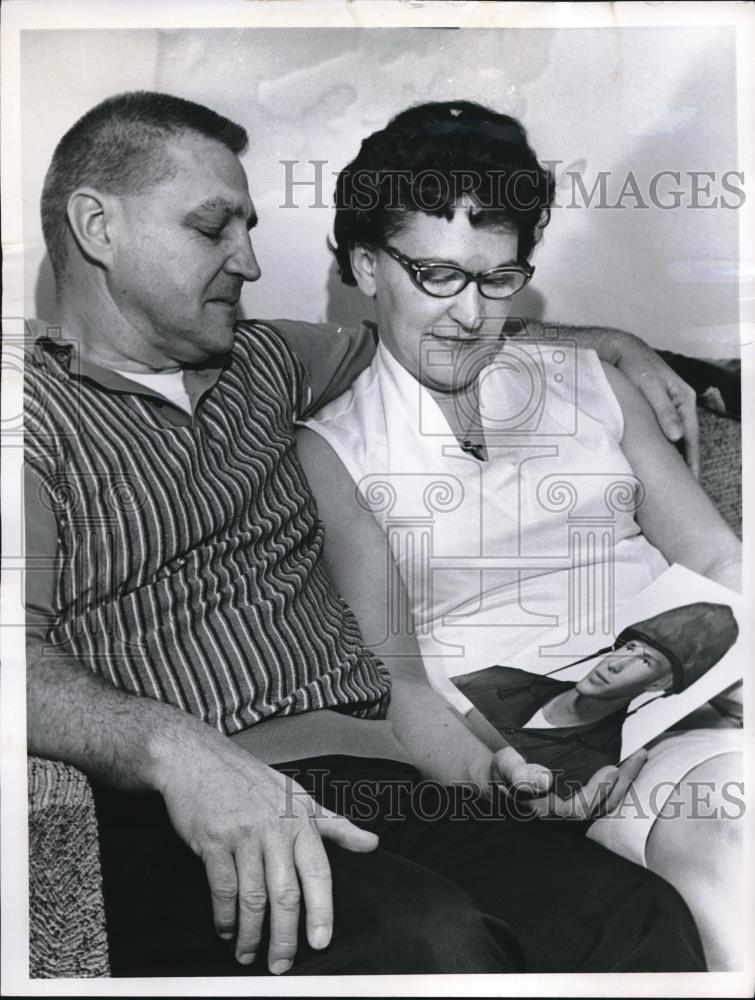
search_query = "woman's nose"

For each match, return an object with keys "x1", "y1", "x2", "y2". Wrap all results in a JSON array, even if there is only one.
[
  {"x1": 447, "y1": 281, "x2": 486, "y2": 336},
  {"x1": 447, "y1": 282, "x2": 509, "y2": 338}
]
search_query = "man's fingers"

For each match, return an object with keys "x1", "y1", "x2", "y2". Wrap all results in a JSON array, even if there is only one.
[
  {"x1": 233, "y1": 841, "x2": 267, "y2": 965},
  {"x1": 203, "y1": 850, "x2": 240, "y2": 942},
  {"x1": 675, "y1": 387, "x2": 700, "y2": 479},
  {"x1": 636, "y1": 366, "x2": 700, "y2": 479},
  {"x1": 314, "y1": 807, "x2": 379, "y2": 853},
  {"x1": 265, "y1": 837, "x2": 304, "y2": 975},
  {"x1": 652, "y1": 397, "x2": 685, "y2": 443},
  {"x1": 294, "y1": 822, "x2": 334, "y2": 953},
  {"x1": 637, "y1": 371, "x2": 684, "y2": 439}
]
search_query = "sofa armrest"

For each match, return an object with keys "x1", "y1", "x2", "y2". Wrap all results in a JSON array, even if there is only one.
[
  {"x1": 697, "y1": 407, "x2": 742, "y2": 538},
  {"x1": 28, "y1": 757, "x2": 109, "y2": 978}
]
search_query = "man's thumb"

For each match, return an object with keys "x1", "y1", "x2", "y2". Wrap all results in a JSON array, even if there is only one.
[{"x1": 315, "y1": 809, "x2": 379, "y2": 853}]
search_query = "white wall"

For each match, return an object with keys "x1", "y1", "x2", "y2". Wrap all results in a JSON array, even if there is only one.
[{"x1": 22, "y1": 26, "x2": 742, "y2": 357}]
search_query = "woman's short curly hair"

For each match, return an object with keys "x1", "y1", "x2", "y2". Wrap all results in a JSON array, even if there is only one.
[{"x1": 331, "y1": 101, "x2": 555, "y2": 286}]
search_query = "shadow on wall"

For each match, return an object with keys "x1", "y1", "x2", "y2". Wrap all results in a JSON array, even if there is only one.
[
  {"x1": 35, "y1": 254, "x2": 58, "y2": 323},
  {"x1": 324, "y1": 258, "x2": 547, "y2": 331},
  {"x1": 325, "y1": 259, "x2": 374, "y2": 327}
]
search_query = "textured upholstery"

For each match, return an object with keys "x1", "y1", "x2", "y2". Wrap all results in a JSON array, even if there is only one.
[
  {"x1": 27, "y1": 757, "x2": 109, "y2": 977},
  {"x1": 698, "y1": 408, "x2": 742, "y2": 538}
]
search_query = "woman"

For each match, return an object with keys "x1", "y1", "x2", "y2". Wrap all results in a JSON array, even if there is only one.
[{"x1": 296, "y1": 101, "x2": 743, "y2": 967}]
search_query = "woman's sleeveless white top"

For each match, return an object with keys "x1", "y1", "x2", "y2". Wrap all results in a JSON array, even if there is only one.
[{"x1": 305, "y1": 338, "x2": 668, "y2": 707}]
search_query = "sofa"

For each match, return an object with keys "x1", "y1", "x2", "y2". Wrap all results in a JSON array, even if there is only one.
[{"x1": 26, "y1": 371, "x2": 743, "y2": 978}]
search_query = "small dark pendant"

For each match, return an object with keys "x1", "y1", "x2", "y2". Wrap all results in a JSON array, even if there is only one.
[{"x1": 461, "y1": 439, "x2": 487, "y2": 462}]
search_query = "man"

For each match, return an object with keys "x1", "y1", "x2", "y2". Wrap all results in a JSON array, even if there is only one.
[{"x1": 25, "y1": 91, "x2": 706, "y2": 976}]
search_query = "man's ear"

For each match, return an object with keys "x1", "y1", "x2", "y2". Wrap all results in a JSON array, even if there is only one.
[
  {"x1": 647, "y1": 675, "x2": 674, "y2": 693},
  {"x1": 349, "y1": 245, "x2": 378, "y2": 297},
  {"x1": 66, "y1": 187, "x2": 116, "y2": 269}
]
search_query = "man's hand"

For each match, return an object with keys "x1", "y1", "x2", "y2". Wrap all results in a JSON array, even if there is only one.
[
  {"x1": 524, "y1": 321, "x2": 700, "y2": 478},
  {"x1": 156, "y1": 733, "x2": 378, "y2": 973},
  {"x1": 597, "y1": 332, "x2": 700, "y2": 479},
  {"x1": 27, "y1": 650, "x2": 378, "y2": 976}
]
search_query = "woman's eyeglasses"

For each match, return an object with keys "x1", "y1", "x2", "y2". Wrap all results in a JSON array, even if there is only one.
[{"x1": 381, "y1": 244, "x2": 534, "y2": 300}]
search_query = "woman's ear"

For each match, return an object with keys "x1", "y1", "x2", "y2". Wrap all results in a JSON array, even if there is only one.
[
  {"x1": 350, "y1": 245, "x2": 378, "y2": 297},
  {"x1": 66, "y1": 187, "x2": 116, "y2": 269}
]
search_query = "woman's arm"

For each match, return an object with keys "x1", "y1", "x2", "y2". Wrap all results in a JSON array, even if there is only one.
[
  {"x1": 295, "y1": 426, "x2": 649, "y2": 818},
  {"x1": 602, "y1": 363, "x2": 741, "y2": 590},
  {"x1": 295, "y1": 427, "x2": 551, "y2": 796}
]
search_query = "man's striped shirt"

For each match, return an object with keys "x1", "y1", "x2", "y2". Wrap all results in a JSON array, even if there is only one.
[{"x1": 24, "y1": 321, "x2": 391, "y2": 734}]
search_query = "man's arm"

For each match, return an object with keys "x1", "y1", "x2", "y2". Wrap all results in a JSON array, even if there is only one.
[
  {"x1": 24, "y1": 456, "x2": 376, "y2": 974},
  {"x1": 296, "y1": 426, "x2": 644, "y2": 815},
  {"x1": 293, "y1": 431, "x2": 543, "y2": 793},
  {"x1": 263, "y1": 318, "x2": 377, "y2": 416},
  {"x1": 27, "y1": 644, "x2": 377, "y2": 972},
  {"x1": 275, "y1": 316, "x2": 700, "y2": 476},
  {"x1": 602, "y1": 363, "x2": 741, "y2": 589},
  {"x1": 523, "y1": 319, "x2": 700, "y2": 478}
]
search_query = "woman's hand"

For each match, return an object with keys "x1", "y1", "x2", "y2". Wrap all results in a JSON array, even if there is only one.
[
  {"x1": 487, "y1": 745, "x2": 553, "y2": 798},
  {"x1": 488, "y1": 747, "x2": 648, "y2": 821}
]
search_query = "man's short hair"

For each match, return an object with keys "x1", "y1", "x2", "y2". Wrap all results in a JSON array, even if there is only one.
[{"x1": 41, "y1": 91, "x2": 248, "y2": 283}]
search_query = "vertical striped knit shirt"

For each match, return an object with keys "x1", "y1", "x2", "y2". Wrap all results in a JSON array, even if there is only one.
[{"x1": 24, "y1": 321, "x2": 391, "y2": 735}]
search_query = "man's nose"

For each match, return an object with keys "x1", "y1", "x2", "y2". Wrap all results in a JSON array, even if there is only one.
[{"x1": 227, "y1": 230, "x2": 262, "y2": 283}]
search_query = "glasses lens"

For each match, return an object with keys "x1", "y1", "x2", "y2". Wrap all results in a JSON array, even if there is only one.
[
  {"x1": 480, "y1": 270, "x2": 527, "y2": 299},
  {"x1": 418, "y1": 265, "x2": 467, "y2": 297}
]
